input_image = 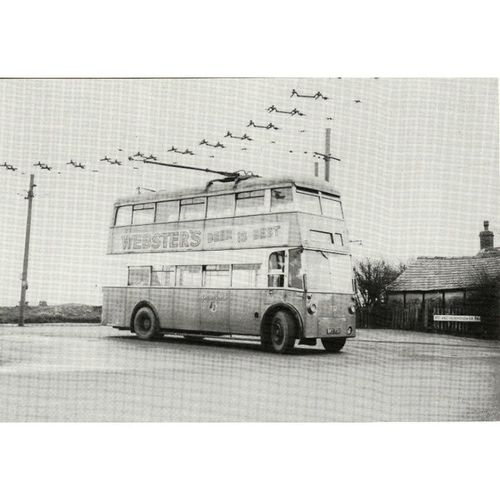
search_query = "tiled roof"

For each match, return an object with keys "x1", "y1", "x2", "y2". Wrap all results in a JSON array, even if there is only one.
[{"x1": 387, "y1": 248, "x2": 500, "y2": 292}]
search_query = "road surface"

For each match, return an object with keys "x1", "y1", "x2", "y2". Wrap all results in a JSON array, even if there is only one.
[{"x1": 1, "y1": 324, "x2": 499, "y2": 421}]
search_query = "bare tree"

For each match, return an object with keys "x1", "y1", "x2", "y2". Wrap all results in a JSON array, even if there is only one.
[
  {"x1": 354, "y1": 259, "x2": 406, "y2": 308},
  {"x1": 468, "y1": 262, "x2": 500, "y2": 338}
]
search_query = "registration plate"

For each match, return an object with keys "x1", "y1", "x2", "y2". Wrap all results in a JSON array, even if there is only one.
[{"x1": 326, "y1": 328, "x2": 339, "y2": 335}]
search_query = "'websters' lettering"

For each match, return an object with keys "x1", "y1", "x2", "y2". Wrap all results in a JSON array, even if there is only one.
[{"x1": 122, "y1": 230, "x2": 202, "y2": 251}]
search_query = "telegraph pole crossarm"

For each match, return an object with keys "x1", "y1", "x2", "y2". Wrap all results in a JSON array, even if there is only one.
[{"x1": 18, "y1": 174, "x2": 36, "y2": 327}]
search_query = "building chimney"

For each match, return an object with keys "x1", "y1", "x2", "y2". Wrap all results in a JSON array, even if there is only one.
[{"x1": 479, "y1": 220, "x2": 494, "y2": 250}]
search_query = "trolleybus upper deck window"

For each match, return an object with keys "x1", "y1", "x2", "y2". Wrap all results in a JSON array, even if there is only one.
[
  {"x1": 321, "y1": 195, "x2": 343, "y2": 219},
  {"x1": 115, "y1": 205, "x2": 132, "y2": 226},
  {"x1": 271, "y1": 187, "x2": 293, "y2": 212},
  {"x1": 180, "y1": 197, "x2": 206, "y2": 221},
  {"x1": 206, "y1": 194, "x2": 235, "y2": 219},
  {"x1": 132, "y1": 203, "x2": 155, "y2": 225},
  {"x1": 156, "y1": 200, "x2": 180, "y2": 223},
  {"x1": 235, "y1": 190, "x2": 265, "y2": 216},
  {"x1": 295, "y1": 189, "x2": 321, "y2": 215}
]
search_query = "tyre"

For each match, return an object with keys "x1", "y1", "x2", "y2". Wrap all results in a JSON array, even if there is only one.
[
  {"x1": 321, "y1": 337, "x2": 346, "y2": 353},
  {"x1": 133, "y1": 307, "x2": 162, "y2": 340},
  {"x1": 269, "y1": 310, "x2": 296, "y2": 354}
]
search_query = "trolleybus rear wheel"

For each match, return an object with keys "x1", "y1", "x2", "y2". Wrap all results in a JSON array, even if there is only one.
[
  {"x1": 269, "y1": 311, "x2": 296, "y2": 354},
  {"x1": 133, "y1": 307, "x2": 162, "y2": 340},
  {"x1": 321, "y1": 337, "x2": 346, "y2": 353}
]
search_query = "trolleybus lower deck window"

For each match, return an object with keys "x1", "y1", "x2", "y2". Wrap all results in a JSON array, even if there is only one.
[
  {"x1": 203, "y1": 264, "x2": 231, "y2": 287},
  {"x1": 128, "y1": 266, "x2": 152, "y2": 286}
]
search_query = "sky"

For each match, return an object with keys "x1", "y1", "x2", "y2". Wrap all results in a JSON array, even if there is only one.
[{"x1": 0, "y1": 78, "x2": 498, "y2": 305}]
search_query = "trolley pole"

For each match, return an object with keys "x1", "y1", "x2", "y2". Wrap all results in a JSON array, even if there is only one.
[
  {"x1": 18, "y1": 174, "x2": 36, "y2": 327},
  {"x1": 324, "y1": 128, "x2": 331, "y2": 182}
]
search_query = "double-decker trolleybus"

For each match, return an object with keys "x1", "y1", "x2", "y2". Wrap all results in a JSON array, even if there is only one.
[{"x1": 102, "y1": 168, "x2": 356, "y2": 353}]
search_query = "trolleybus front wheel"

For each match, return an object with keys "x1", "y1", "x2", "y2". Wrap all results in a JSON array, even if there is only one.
[
  {"x1": 321, "y1": 337, "x2": 346, "y2": 353},
  {"x1": 269, "y1": 310, "x2": 296, "y2": 354},
  {"x1": 133, "y1": 307, "x2": 163, "y2": 340}
]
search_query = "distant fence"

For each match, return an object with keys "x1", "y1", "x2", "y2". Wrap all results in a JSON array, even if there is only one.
[
  {"x1": 356, "y1": 305, "x2": 421, "y2": 330},
  {"x1": 357, "y1": 304, "x2": 497, "y2": 338},
  {"x1": 390, "y1": 306, "x2": 423, "y2": 331},
  {"x1": 356, "y1": 307, "x2": 390, "y2": 329}
]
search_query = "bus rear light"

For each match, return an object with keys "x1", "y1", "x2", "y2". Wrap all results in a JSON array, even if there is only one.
[
  {"x1": 348, "y1": 327, "x2": 353, "y2": 335},
  {"x1": 348, "y1": 305, "x2": 355, "y2": 315}
]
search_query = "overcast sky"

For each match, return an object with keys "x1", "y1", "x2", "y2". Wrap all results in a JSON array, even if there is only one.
[{"x1": 0, "y1": 78, "x2": 498, "y2": 305}]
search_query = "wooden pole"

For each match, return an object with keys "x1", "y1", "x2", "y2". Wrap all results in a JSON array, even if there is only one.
[{"x1": 18, "y1": 174, "x2": 35, "y2": 327}]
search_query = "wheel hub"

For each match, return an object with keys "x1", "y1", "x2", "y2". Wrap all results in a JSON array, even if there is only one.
[
  {"x1": 141, "y1": 316, "x2": 151, "y2": 331},
  {"x1": 271, "y1": 321, "x2": 284, "y2": 345}
]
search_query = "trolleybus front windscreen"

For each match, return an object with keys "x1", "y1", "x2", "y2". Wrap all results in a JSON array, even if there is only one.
[{"x1": 304, "y1": 250, "x2": 353, "y2": 294}]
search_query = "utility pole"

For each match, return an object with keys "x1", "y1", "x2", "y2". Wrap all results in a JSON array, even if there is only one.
[
  {"x1": 18, "y1": 174, "x2": 36, "y2": 327},
  {"x1": 324, "y1": 127, "x2": 331, "y2": 182}
]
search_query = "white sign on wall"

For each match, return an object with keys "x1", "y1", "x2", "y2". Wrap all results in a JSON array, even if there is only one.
[{"x1": 433, "y1": 315, "x2": 481, "y2": 322}]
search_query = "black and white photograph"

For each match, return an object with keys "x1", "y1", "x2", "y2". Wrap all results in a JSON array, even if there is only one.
[
  {"x1": 1, "y1": 2, "x2": 499, "y2": 499},
  {"x1": 1, "y1": 77, "x2": 498, "y2": 422}
]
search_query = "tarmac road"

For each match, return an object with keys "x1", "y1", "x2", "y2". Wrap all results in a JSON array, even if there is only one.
[{"x1": 0, "y1": 324, "x2": 499, "y2": 421}]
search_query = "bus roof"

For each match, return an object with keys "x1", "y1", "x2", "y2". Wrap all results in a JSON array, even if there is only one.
[{"x1": 114, "y1": 175, "x2": 341, "y2": 206}]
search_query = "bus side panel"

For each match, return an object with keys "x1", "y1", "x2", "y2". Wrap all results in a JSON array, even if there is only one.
[
  {"x1": 283, "y1": 290, "x2": 307, "y2": 338},
  {"x1": 173, "y1": 288, "x2": 201, "y2": 332},
  {"x1": 102, "y1": 287, "x2": 128, "y2": 328},
  {"x1": 334, "y1": 293, "x2": 356, "y2": 336},
  {"x1": 150, "y1": 288, "x2": 175, "y2": 331},
  {"x1": 126, "y1": 287, "x2": 151, "y2": 327},
  {"x1": 261, "y1": 290, "x2": 308, "y2": 338},
  {"x1": 200, "y1": 289, "x2": 230, "y2": 333},
  {"x1": 229, "y1": 289, "x2": 262, "y2": 336}
]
